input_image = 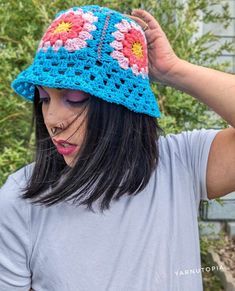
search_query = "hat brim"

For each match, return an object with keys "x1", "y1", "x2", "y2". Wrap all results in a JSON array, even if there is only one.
[{"x1": 11, "y1": 58, "x2": 161, "y2": 118}]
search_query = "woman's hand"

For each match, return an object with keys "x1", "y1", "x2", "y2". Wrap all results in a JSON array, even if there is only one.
[
  {"x1": 124, "y1": 9, "x2": 180, "y2": 84},
  {"x1": 125, "y1": 9, "x2": 235, "y2": 129}
]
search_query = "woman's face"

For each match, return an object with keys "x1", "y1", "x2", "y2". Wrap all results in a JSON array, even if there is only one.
[{"x1": 38, "y1": 86, "x2": 90, "y2": 167}]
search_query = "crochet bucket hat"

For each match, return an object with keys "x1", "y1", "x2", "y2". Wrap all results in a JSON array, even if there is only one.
[{"x1": 11, "y1": 5, "x2": 161, "y2": 118}]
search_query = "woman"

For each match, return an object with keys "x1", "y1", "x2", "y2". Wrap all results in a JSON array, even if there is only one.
[{"x1": 0, "y1": 5, "x2": 235, "y2": 291}]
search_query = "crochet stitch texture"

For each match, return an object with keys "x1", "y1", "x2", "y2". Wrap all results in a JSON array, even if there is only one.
[{"x1": 11, "y1": 5, "x2": 161, "y2": 117}]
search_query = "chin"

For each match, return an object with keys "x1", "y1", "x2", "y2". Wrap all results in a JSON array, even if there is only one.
[
  {"x1": 63, "y1": 146, "x2": 80, "y2": 167},
  {"x1": 64, "y1": 156, "x2": 76, "y2": 168}
]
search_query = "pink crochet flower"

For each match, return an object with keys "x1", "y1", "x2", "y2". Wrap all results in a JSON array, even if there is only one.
[
  {"x1": 110, "y1": 19, "x2": 148, "y2": 78},
  {"x1": 38, "y1": 10, "x2": 97, "y2": 52}
]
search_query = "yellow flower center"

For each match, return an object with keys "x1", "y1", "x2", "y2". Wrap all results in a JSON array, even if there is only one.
[
  {"x1": 132, "y1": 42, "x2": 143, "y2": 59},
  {"x1": 53, "y1": 21, "x2": 72, "y2": 34}
]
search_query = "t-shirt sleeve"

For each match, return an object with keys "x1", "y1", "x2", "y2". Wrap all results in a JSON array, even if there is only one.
[
  {"x1": 0, "y1": 175, "x2": 31, "y2": 290},
  {"x1": 165, "y1": 128, "x2": 221, "y2": 204}
]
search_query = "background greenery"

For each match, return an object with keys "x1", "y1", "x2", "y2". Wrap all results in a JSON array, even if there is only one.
[{"x1": 0, "y1": 0, "x2": 233, "y2": 289}]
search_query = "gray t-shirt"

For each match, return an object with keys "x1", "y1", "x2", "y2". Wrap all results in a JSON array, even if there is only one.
[{"x1": 0, "y1": 128, "x2": 220, "y2": 291}]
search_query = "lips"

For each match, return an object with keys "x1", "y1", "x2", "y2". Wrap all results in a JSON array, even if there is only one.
[{"x1": 53, "y1": 139, "x2": 78, "y2": 156}]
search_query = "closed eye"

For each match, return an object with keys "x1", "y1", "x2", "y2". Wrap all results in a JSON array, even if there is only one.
[
  {"x1": 66, "y1": 97, "x2": 90, "y2": 106},
  {"x1": 38, "y1": 97, "x2": 90, "y2": 105}
]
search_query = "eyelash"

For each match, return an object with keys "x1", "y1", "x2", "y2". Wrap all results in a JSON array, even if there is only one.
[{"x1": 39, "y1": 97, "x2": 89, "y2": 106}]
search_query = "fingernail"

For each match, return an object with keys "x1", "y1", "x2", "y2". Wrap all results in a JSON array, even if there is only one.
[{"x1": 131, "y1": 9, "x2": 138, "y2": 15}]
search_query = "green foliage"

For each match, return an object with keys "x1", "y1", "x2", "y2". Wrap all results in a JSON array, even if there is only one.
[
  {"x1": 200, "y1": 226, "x2": 226, "y2": 290},
  {"x1": 0, "y1": 139, "x2": 34, "y2": 184},
  {"x1": 0, "y1": 0, "x2": 233, "y2": 184},
  {"x1": 199, "y1": 224, "x2": 226, "y2": 257}
]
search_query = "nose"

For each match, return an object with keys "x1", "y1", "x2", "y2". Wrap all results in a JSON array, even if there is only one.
[{"x1": 43, "y1": 98, "x2": 67, "y2": 131}]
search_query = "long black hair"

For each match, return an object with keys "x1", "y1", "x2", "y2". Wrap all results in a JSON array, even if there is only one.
[{"x1": 21, "y1": 88, "x2": 164, "y2": 212}]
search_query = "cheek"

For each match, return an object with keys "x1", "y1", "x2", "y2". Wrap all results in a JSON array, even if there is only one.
[
  {"x1": 41, "y1": 106, "x2": 49, "y2": 129},
  {"x1": 41, "y1": 105, "x2": 45, "y2": 119},
  {"x1": 72, "y1": 113, "x2": 87, "y2": 136}
]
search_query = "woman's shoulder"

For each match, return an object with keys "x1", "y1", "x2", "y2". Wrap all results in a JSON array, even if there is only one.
[
  {"x1": 0, "y1": 165, "x2": 31, "y2": 257},
  {"x1": 159, "y1": 128, "x2": 222, "y2": 171},
  {"x1": 7, "y1": 162, "x2": 35, "y2": 187},
  {"x1": 158, "y1": 128, "x2": 221, "y2": 150},
  {"x1": 0, "y1": 162, "x2": 35, "y2": 207}
]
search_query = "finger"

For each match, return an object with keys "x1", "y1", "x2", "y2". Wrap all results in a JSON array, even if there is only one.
[
  {"x1": 131, "y1": 9, "x2": 163, "y2": 32},
  {"x1": 123, "y1": 14, "x2": 148, "y2": 30}
]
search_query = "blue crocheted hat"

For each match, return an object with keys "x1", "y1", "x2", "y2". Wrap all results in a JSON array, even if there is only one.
[{"x1": 11, "y1": 5, "x2": 161, "y2": 118}]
